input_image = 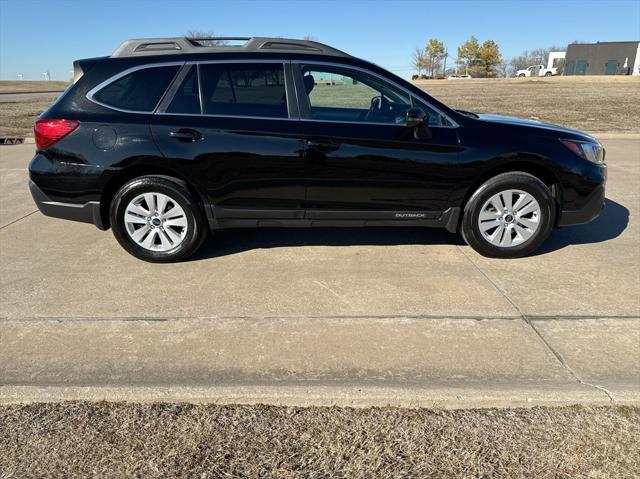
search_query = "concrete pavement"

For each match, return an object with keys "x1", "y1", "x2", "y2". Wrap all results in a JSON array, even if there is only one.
[{"x1": 1, "y1": 138, "x2": 638, "y2": 407}]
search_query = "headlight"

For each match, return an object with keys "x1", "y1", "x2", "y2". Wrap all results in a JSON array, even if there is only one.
[{"x1": 560, "y1": 139, "x2": 604, "y2": 164}]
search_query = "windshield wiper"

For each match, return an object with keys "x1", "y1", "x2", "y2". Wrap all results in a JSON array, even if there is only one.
[{"x1": 456, "y1": 109, "x2": 479, "y2": 119}]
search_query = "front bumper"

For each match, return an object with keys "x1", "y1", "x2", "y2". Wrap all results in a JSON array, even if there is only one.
[
  {"x1": 557, "y1": 183, "x2": 605, "y2": 227},
  {"x1": 29, "y1": 180, "x2": 106, "y2": 230}
]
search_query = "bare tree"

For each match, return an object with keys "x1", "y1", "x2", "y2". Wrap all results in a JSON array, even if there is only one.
[
  {"x1": 507, "y1": 45, "x2": 566, "y2": 76},
  {"x1": 412, "y1": 47, "x2": 427, "y2": 77},
  {"x1": 495, "y1": 62, "x2": 509, "y2": 78},
  {"x1": 185, "y1": 30, "x2": 227, "y2": 46}
]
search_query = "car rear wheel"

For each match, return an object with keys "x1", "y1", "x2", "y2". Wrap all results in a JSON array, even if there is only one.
[
  {"x1": 545, "y1": 71, "x2": 552, "y2": 76},
  {"x1": 110, "y1": 176, "x2": 207, "y2": 262},
  {"x1": 461, "y1": 172, "x2": 555, "y2": 258}
]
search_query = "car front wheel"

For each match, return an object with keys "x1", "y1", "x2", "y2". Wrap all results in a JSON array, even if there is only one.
[
  {"x1": 461, "y1": 172, "x2": 555, "y2": 258},
  {"x1": 110, "y1": 176, "x2": 207, "y2": 262}
]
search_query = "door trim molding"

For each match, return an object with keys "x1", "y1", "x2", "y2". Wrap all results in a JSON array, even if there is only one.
[{"x1": 208, "y1": 206, "x2": 461, "y2": 233}]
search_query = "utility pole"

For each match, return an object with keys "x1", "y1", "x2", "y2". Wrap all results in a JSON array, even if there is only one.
[{"x1": 443, "y1": 48, "x2": 448, "y2": 78}]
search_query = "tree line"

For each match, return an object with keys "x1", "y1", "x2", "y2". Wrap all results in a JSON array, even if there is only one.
[
  {"x1": 413, "y1": 36, "x2": 503, "y2": 79},
  {"x1": 413, "y1": 37, "x2": 565, "y2": 79}
]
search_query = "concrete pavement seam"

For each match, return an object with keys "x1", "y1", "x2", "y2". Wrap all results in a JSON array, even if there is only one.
[
  {"x1": 0, "y1": 314, "x2": 522, "y2": 322},
  {"x1": 525, "y1": 319, "x2": 616, "y2": 402},
  {"x1": 455, "y1": 246, "x2": 616, "y2": 403},
  {"x1": 0, "y1": 210, "x2": 38, "y2": 230},
  {"x1": 1, "y1": 314, "x2": 637, "y2": 323}
]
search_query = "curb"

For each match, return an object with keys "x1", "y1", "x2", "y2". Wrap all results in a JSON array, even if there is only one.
[{"x1": 2, "y1": 384, "x2": 630, "y2": 409}]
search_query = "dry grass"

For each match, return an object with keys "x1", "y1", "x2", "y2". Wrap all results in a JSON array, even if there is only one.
[
  {"x1": 0, "y1": 81, "x2": 68, "y2": 93},
  {"x1": 0, "y1": 76, "x2": 638, "y2": 137},
  {"x1": 1, "y1": 403, "x2": 638, "y2": 478},
  {"x1": 0, "y1": 96, "x2": 58, "y2": 136},
  {"x1": 416, "y1": 76, "x2": 640, "y2": 133}
]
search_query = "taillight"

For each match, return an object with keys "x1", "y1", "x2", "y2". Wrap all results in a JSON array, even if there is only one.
[{"x1": 34, "y1": 119, "x2": 80, "y2": 149}]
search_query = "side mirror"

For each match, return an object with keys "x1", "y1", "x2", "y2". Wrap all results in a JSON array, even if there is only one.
[{"x1": 405, "y1": 107, "x2": 428, "y2": 128}]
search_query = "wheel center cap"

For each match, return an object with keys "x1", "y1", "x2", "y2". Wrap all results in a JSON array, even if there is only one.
[
  {"x1": 504, "y1": 214, "x2": 514, "y2": 223},
  {"x1": 151, "y1": 218, "x2": 162, "y2": 227}
]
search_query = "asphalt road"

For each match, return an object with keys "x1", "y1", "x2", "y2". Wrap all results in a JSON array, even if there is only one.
[{"x1": 0, "y1": 138, "x2": 638, "y2": 407}]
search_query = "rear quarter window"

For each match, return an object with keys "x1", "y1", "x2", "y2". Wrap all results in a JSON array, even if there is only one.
[{"x1": 92, "y1": 65, "x2": 180, "y2": 112}]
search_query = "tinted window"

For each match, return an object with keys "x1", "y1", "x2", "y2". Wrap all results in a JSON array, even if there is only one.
[
  {"x1": 301, "y1": 66, "x2": 447, "y2": 126},
  {"x1": 167, "y1": 66, "x2": 200, "y2": 114},
  {"x1": 302, "y1": 67, "x2": 409, "y2": 124},
  {"x1": 93, "y1": 65, "x2": 179, "y2": 112},
  {"x1": 199, "y1": 63, "x2": 287, "y2": 118}
]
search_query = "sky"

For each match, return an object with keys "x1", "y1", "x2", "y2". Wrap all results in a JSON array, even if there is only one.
[{"x1": 1, "y1": 0, "x2": 639, "y2": 80}]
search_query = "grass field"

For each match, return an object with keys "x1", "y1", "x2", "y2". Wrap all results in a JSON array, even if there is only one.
[
  {"x1": 0, "y1": 76, "x2": 638, "y2": 137},
  {"x1": 0, "y1": 80, "x2": 69, "y2": 93},
  {"x1": 1, "y1": 403, "x2": 638, "y2": 478},
  {"x1": 416, "y1": 76, "x2": 640, "y2": 133},
  {"x1": 0, "y1": 96, "x2": 59, "y2": 136}
]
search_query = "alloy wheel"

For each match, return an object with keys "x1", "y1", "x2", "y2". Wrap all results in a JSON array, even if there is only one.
[
  {"x1": 124, "y1": 192, "x2": 188, "y2": 251},
  {"x1": 477, "y1": 189, "x2": 541, "y2": 248}
]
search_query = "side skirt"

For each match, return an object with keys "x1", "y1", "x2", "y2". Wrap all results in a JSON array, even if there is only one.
[{"x1": 207, "y1": 207, "x2": 461, "y2": 233}]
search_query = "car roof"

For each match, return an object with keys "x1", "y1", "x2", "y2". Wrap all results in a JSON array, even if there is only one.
[{"x1": 111, "y1": 37, "x2": 352, "y2": 59}]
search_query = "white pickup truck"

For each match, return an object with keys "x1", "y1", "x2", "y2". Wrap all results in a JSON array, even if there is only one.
[{"x1": 516, "y1": 64, "x2": 558, "y2": 77}]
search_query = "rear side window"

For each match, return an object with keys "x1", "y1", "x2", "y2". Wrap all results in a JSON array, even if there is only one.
[
  {"x1": 199, "y1": 63, "x2": 287, "y2": 118},
  {"x1": 92, "y1": 65, "x2": 179, "y2": 112}
]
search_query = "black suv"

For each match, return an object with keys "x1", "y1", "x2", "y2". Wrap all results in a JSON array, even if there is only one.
[{"x1": 29, "y1": 37, "x2": 606, "y2": 262}]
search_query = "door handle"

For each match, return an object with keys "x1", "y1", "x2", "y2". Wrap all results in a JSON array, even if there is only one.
[
  {"x1": 305, "y1": 139, "x2": 338, "y2": 153},
  {"x1": 169, "y1": 129, "x2": 203, "y2": 142}
]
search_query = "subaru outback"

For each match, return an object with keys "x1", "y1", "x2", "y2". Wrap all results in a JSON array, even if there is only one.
[{"x1": 29, "y1": 37, "x2": 606, "y2": 262}]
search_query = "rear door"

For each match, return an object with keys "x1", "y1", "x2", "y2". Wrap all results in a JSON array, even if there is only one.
[
  {"x1": 151, "y1": 61, "x2": 307, "y2": 223},
  {"x1": 293, "y1": 62, "x2": 461, "y2": 220}
]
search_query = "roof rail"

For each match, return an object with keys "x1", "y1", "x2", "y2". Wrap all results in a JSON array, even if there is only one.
[{"x1": 111, "y1": 37, "x2": 351, "y2": 58}]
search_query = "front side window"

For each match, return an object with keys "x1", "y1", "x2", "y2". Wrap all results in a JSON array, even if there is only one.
[
  {"x1": 199, "y1": 63, "x2": 288, "y2": 118},
  {"x1": 300, "y1": 66, "x2": 447, "y2": 126},
  {"x1": 93, "y1": 65, "x2": 179, "y2": 112}
]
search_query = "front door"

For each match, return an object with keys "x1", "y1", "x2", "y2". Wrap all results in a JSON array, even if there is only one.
[
  {"x1": 293, "y1": 63, "x2": 461, "y2": 220},
  {"x1": 151, "y1": 62, "x2": 306, "y2": 222}
]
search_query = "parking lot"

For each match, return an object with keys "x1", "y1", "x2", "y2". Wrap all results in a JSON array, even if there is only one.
[{"x1": 1, "y1": 138, "x2": 639, "y2": 407}]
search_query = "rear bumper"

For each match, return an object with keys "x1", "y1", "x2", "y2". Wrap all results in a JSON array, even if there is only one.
[
  {"x1": 29, "y1": 180, "x2": 107, "y2": 230},
  {"x1": 557, "y1": 183, "x2": 605, "y2": 227}
]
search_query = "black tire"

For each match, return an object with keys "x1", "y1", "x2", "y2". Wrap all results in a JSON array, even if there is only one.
[
  {"x1": 545, "y1": 71, "x2": 552, "y2": 76},
  {"x1": 518, "y1": 73, "x2": 526, "y2": 77},
  {"x1": 460, "y1": 172, "x2": 555, "y2": 258},
  {"x1": 110, "y1": 176, "x2": 207, "y2": 263}
]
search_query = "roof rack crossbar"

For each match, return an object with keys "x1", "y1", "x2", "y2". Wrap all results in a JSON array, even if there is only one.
[{"x1": 111, "y1": 37, "x2": 350, "y2": 58}]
